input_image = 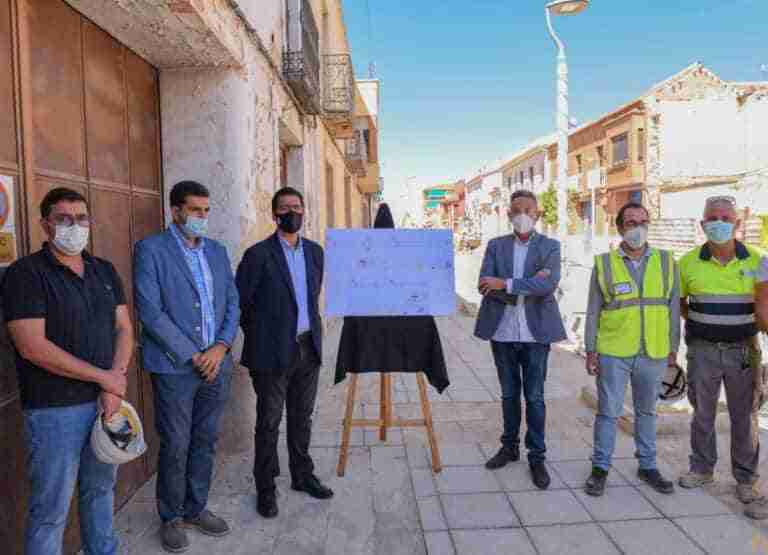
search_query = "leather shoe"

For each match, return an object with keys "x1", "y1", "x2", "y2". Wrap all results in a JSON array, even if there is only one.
[
  {"x1": 257, "y1": 490, "x2": 278, "y2": 518},
  {"x1": 530, "y1": 462, "x2": 551, "y2": 490},
  {"x1": 485, "y1": 446, "x2": 520, "y2": 469},
  {"x1": 292, "y1": 474, "x2": 334, "y2": 499}
]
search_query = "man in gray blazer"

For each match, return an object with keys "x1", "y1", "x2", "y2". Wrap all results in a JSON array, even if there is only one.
[{"x1": 474, "y1": 190, "x2": 567, "y2": 490}]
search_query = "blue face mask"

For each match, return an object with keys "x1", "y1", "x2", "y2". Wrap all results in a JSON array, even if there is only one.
[
  {"x1": 181, "y1": 216, "x2": 208, "y2": 239},
  {"x1": 702, "y1": 220, "x2": 734, "y2": 245}
]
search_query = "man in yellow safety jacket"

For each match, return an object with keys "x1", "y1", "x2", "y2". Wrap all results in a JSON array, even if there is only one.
[
  {"x1": 583, "y1": 202, "x2": 679, "y2": 497},
  {"x1": 678, "y1": 195, "x2": 768, "y2": 521}
]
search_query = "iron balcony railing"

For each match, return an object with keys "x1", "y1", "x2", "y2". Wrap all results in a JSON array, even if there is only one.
[
  {"x1": 345, "y1": 129, "x2": 368, "y2": 176},
  {"x1": 323, "y1": 53, "x2": 354, "y2": 118},
  {"x1": 283, "y1": 0, "x2": 320, "y2": 114}
]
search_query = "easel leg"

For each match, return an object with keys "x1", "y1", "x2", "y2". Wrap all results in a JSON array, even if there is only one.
[
  {"x1": 417, "y1": 373, "x2": 442, "y2": 473},
  {"x1": 379, "y1": 373, "x2": 389, "y2": 441},
  {"x1": 337, "y1": 374, "x2": 358, "y2": 477}
]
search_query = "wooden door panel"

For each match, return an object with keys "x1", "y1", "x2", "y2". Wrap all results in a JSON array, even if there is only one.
[
  {"x1": 131, "y1": 194, "x2": 163, "y2": 473},
  {"x1": 0, "y1": 0, "x2": 17, "y2": 168},
  {"x1": 132, "y1": 194, "x2": 163, "y2": 241},
  {"x1": 126, "y1": 52, "x2": 159, "y2": 192},
  {"x1": 90, "y1": 187, "x2": 133, "y2": 302},
  {"x1": 27, "y1": 0, "x2": 85, "y2": 178},
  {"x1": 83, "y1": 22, "x2": 129, "y2": 186},
  {"x1": 0, "y1": 398, "x2": 26, "y2": 555}
]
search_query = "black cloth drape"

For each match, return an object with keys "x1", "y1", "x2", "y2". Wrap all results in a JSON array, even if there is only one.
[{"x1": 334, "y1": 315, "x2": 450, "y2": 393}]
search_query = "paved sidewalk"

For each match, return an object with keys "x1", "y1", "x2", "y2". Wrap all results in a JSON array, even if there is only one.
[{"x1": 115, "y1": 314, "x2": 768, "y2": 554}]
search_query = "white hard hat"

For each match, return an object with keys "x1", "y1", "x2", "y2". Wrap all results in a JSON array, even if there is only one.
[
  {"x1": 91, "y1": 400, "x2": 147, "y2": 465},
  {"x1": 659, "y1": 363, "x2": 687, "y2": 402}
]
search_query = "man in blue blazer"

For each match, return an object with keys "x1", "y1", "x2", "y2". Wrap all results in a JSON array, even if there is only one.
[
  {"x1": 236, "y1": 186, "x2": 332, "y2": 519},
  {"x1": 134, "y1": 181, "x2": 240, "y2": 553},
  {"x1": 475, "y1": 190, "x2": 567, "y2": 490}
]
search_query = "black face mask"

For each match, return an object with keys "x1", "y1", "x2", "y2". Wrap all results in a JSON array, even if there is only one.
[{"x1": 277, "y1": 211, "x2": 303, "y2": 234}]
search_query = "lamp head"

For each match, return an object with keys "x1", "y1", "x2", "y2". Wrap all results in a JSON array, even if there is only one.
[{"x1": 546, "y1": 0, "x2": 589, "y2": 15}]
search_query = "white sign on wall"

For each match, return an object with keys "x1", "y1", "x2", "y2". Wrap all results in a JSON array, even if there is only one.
[{"x1": 324, "y1": 229, "x2": 456, "y2": 317}]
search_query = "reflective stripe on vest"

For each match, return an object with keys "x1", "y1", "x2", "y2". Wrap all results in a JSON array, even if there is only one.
[{"x1": 687, "y1": 311, "x2": 756, "y2": 326}]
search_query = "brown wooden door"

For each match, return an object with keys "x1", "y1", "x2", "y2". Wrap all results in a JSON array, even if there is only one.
[{"x1": 0, "y1": 0, "x2": 164, "y2": 553}]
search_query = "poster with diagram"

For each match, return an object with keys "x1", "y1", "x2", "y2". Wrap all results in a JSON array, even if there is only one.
[{"x1": 325, "y1": 229, "x2": 456, "y2": 317}]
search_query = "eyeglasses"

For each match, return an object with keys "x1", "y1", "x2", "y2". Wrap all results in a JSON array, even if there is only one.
[
  {"x1": 49, "y1": 214, "x2": 91, "y2": 227},
  {"x1": 622, "y1": 221, "x2": 649, "y2": 229}
]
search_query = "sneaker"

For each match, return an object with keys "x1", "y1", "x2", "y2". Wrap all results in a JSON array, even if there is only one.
[
  {"x1": 162, "y1": 518, "x2": 190, "y2": 553},
  {"x1": 737, "y1": 483, "x2": 761, "y2": 504},
  {"x1": 638, "y1": 469, "x2": 675, "y2": 495},
  {"x1": 678, "y1": 471, "x2": 714, "y2": 489},
  {"x1": 585, "y1": 467, "x2": 608, "y2": 497},
  {"x1": 184, "y1": 510, "x2": 230, "y2": 537},
  {"x1": 745, "y1": 496, "x2": 768, "y2": 520},
  {"x1": 484, "y1": 446, "x2": 520, "y2": 469}
]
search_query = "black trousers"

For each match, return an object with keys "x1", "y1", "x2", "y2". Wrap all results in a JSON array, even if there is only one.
[{"x1": 251, "y1": 332, "x2": 320, "y2": 493}]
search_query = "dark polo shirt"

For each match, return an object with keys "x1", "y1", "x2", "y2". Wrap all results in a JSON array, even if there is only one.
[{"x1": 1, "y1": 244, "x2": 126, "y2": 409}]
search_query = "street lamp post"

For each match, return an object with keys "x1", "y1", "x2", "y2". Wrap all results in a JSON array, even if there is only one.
[{"x1": 545, "y1": 0, "x2": 589, "y2": 258}]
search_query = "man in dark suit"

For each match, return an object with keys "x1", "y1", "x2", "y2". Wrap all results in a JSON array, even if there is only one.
[{"x1": 236, "y1": 187, "x2": 332, "y2": 519}]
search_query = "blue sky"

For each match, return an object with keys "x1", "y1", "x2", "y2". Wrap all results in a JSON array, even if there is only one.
[{"x1": 341, "y1": 0, "x2": 767, "y2": 220}]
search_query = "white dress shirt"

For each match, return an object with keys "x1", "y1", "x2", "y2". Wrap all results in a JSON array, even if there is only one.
[{"x1": 492, "y1": 234, "x2": 535, "y2": 343}]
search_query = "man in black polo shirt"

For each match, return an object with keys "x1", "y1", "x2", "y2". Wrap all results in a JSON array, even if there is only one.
[{"x1": 1, "y1": 187, "x2": 134, "y2": 555}]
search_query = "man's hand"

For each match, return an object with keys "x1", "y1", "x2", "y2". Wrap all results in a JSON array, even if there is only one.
[
  {"x1": 667, "y1": 352, "x2": 678, "y2": 368},
  {"x1": 99, "y1": 369, "x2": 127, "y2": 397},
  {"x1": 479, "y1": 277, "x2": 506, "y2": 295},
  {"x1": 100, "y1": 392, "x2": 123, "y2": 420},
  {"x1": 586, "y1": 352, "x2": 600, "y2": 376},
  {"x1": 195, "y1": 344, "x2": 228, "y2": 383},
  {"x1": 535, "y1": 269, "x2": 552, "y2": 279}
]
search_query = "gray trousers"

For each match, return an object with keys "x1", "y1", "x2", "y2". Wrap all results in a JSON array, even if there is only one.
[{"x1": 687, "y1": 338, "x2": 760, "y2": 484}]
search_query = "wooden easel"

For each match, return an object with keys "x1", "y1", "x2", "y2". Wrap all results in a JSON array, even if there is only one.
[{"x1": 336, "y1": 372, "x2": 442, "y2": 476}]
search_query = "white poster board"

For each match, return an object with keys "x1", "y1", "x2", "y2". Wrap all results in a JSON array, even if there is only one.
[{"x1": 325, "y1": 229, "x2": 456, "y2": 317}]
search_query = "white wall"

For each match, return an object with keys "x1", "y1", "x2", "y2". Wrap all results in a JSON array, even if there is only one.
[{"x1": 657, "y1": 97, "x2": 768, "y2": 179}]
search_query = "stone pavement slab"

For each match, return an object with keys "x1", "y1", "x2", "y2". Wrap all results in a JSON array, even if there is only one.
[
  {"x1": 451, "y1": 529, "x2": 537, "y2": 555},
  {"x1": 573, "y1": 486, "x2": 662, "y2": 521},
  {"x1": 509, "y1": 490, "x2": 593, "y2": 526},
  {"x1": 112, "y1": 313, "x2": 765, "y2": 555},
  {"x1": 441, "y1": 493, "x2": 520, "y2": 529},
  {"x1": 601, "y1": 519, "x2": 705, "y2": 554},
  {"x1": 527, "y1": 523, "x2": 620, "y2": 555}
]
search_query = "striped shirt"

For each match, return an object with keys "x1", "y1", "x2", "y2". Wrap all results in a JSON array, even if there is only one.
[{"x1": 171, "y1": 224, "x2": 216, "y2": 348}]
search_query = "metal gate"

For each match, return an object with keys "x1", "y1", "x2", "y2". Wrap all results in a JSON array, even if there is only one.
[{"x1": 0, "y1": 0, "x2": 164, "y2": 552}]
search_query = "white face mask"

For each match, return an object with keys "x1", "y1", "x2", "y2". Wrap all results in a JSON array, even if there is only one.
[
  {"x1": 622, "y1": 226, "x2": 648, "y2": 250},
  {"x1": 512, "y1": 213, "x2": 535, "y2": 235},
  {"x1": 53, "y1": 224, "x2": 90, "y2": 256}
]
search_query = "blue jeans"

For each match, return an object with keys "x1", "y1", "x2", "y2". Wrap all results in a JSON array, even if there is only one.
[
  {"x1": 23, "y1": 401, "x2": 118, "y2": 555},
  {"x1": 490, "y1": 342, "x2": 550, "y2": 463},
  {"x1": 152, "y1": 369, "x2": 232, "y2": 522},
  {"x1": 592, "y1": 354, "x2": 665, "y2": 471}
]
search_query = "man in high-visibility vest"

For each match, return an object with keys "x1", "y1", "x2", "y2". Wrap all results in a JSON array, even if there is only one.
[
  {"x1": 678, "y1": 195, "x2": 768, "y2": 520},
  {"x1": 583, "y1": 202, "x2": 679, "y2": 497}
]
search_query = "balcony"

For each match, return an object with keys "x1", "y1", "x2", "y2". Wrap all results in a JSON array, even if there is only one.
[
  {"x1": 322, "y1": 54, "x2": 355, "y2": 138},
  {"x1": 345, "y1": 129, "x2": 368, "y2": 176},
  {"x1": 283, "y1": 0, "x2": 320, "y2": 114}
]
